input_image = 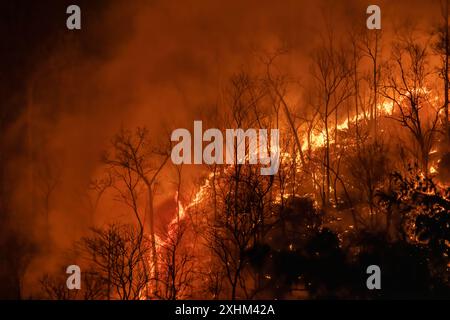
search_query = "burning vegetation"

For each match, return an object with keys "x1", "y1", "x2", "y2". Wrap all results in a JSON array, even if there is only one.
[{"x1": 1, "y1": 0, "x2": 450, "y2": 300}]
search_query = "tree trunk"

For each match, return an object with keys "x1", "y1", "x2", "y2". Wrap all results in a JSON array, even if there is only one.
[{"x1": 147, "y1": 186, "x2": 159, "y2": 297}]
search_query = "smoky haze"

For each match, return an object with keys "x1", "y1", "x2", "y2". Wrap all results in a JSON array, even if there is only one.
[{"x1": 0, "y1": 0, "x2": 441, "y2": 298}]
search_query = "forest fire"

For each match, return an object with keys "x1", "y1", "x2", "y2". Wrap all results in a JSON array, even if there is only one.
[
  {"x1": 302, "y1": 98, "x2": 396, "y2": 151},
  {"x1": 170, "y1": 121, "x2": 280, "y2": 175},
  {"x1": 1, "y1": 0, "x2": 450, "y2": 303}
]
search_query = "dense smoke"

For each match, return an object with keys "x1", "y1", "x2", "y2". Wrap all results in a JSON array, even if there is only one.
[{"x1": 0, "y1": 0, "x2": 445, "y2": 298}]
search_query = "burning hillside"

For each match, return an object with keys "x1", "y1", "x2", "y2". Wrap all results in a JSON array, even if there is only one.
[{"x1": 0, "y1": 0, "x2": 449, "y2": 301}]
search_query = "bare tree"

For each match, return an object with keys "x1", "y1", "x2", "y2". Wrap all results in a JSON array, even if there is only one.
[
  {"x1": 86, "y1": 172, "x2": 113, "y2": 224},
  {"x1": 102, "y1": 127, "x2": 170, "y2": 296},
  {"x1": 156, "y1": 164, "x2": 195, "y2": 299},
  {"x1": 182, "y1": 73, "x2": 273, "y2": 299},
  {"x1": 40, "y1": 269, "x2": 106, "y2": 300},
  {"x1": 79, "y1": 223, "x2": 150, "y2": 300},
  {"x1": 362, "y1": 29, "x2": 382, "y2": 137},
  {"x1": 310, "y1": 30, "x2": 352, "y2": 207},
  {"x1": 40, "y1": 273, "x2": 79, "y2": 300},
  {"x1": 158, "y1": 219, "x2": 194, "y2": 299},
  {"x1": 382, "y1": 33, "x2": 441, "y2": 175},
  {"x1": 433, "y1": 0, "x2": 450, "y2": 148}
]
